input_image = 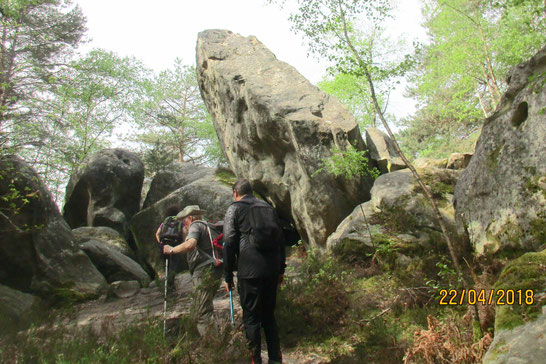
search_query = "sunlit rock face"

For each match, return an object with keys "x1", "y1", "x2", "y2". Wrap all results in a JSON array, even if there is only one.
[
  {"x1": 454, "y1": 46, "x2": 546, "y2": 256},
  {"x1": 196, "y1": 29, "x2": 374, "y2": 248}
]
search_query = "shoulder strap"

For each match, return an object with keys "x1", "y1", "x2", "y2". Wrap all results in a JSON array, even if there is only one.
[{"x1": 192, "y1": 220, "x2": 221, "y2": 265}]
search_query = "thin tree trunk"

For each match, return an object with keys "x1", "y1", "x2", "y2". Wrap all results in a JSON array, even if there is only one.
[{"x1": 477, "y1": 90, "x2": 489, "y2": 118}]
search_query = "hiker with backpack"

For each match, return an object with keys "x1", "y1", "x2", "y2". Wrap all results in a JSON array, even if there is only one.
[
  {"x1": 162, "y1": 205, "x2": 223, "y2": 336},
  {"x1": 155, "y1": 207, "x2": 186, "y2": 290},
  {"x1": 223, "y1": 179, "x2": 286, "y2": 364}
]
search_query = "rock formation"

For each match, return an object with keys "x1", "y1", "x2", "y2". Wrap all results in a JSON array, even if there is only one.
[
  {"x1": 365, "y1": 128, "x2": 406, "y2": 174},
  {"x1": 0, "y1": 156, "x2": 107, "y2": 300},
  {"x1": 327, "y1": 166, "x2": 464, "y2": 267},
  {"x1": 131, "y1": 164, "x2": 233, "y2": 275},
  {"x1": 196, "y1": 29, "x2": 374, "y2": 248},
  {"x1": 454, "y1": 46, "x2": 546, "y2": 256},
  {"x1": 73, "y1": 226, "x2": 134, "y2": 259},
  {"x1": 63, "y1": 149, "x2": 144, "y2": 239},
  {"x1": 446, "y1": 153, "x2": 472, "y2": 170},
  {"x1": 142, "y1": 162, "x2": 215, "y2": 209},
  {"x1": 483, "y1": 249, "x2": 546, "y2": 363},
  {"x1": 79, "y1": 240, "x2": 150, "y2": 287},
  {"x1": 0, "y1": 284, "x2": 40, "y2": 329}
]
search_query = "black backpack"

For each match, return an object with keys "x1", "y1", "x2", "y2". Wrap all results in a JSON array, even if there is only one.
[
  {"x1": 159, "y1": 216, "x2": 182, "y2": 241},
  {"x1": 240, "y1": 199, "x2": 284, "y2": 251}
]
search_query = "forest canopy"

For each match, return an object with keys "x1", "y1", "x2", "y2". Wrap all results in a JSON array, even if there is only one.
[{"x1": 1, "y1": 0, "x2": 544, "y2": 203}]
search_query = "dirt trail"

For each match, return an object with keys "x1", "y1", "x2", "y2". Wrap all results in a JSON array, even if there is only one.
[{"x1": 52, "y1": 271, "x2": 328, "y2": 363}]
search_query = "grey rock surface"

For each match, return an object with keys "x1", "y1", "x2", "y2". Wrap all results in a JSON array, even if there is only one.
[
  {"x1": 196, "y1": 29, "x2": 373, "y2": 249},
  {"x1": 446, "y1": 153, "x2": 472, "y2": 170},
  {"x1": 80, "y1": 239, "x2": 151, "y2": 287},
  {"x1": 63, "y1": 149, "x2": 144, "y2": 239},
  {"x1": 483, "y1": 306, "x2": 546, "y2": 364},
  {"x1": 413, "y1": 157, "x2": 448, "y2": 169},
  {"x1": 108, "y1": 280, "x2": 141, "y2": 299},
  {"x1": 0, "y1": 156, "x2": 107, "y2": 300},
  {"x1": 73, "y1": 226, "x2": 134, "y2": 258},
  {"x1": 327, "y1": 167, "x2": 463, "y2": 259},
  {"x1": 454, "y1": 46, "x2": 546, "y2": 256},
  {"x1": 142, "y1": 162, "x2": 215, "y2": 209},
  {"x1": 0, "y1": 283, "x2": 39, "y2": 329},
  {"x1": 365, "y1": 128, "x2": 406, "y2": 173}
]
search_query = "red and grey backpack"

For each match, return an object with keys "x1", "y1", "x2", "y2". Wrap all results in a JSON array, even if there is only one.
[{"x1": 193, "y1": 220, "x2": 225, "y2": 267}]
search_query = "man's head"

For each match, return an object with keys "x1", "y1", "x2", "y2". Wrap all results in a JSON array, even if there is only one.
[
  {"x1": 232, "y1": 179, "x2": 253, "y2": 201},
  {"x1": 176, "y1": 205, "x2": 205, "y2": 227}
]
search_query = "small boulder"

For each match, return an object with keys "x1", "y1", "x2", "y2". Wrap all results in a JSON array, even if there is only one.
[
  {"x1": 446, "y1": 153, "x2": 472, "y2": 170},
  {"x1": 0, "y1": 284, "x2": 40, "y2": 330},
  {"x1": 72, "y1": 226, "x2": 134, "y2": 259},
  {"x1": 413, "y1": 157, "x2": 448, "y2": 169},
  {"x1": 483, "y1": 307, "x2": 546, "y2": 364},
  {"x1": 327, "y1": 166, "x2": 464, "y2": 270},
  {"x1": 492, "y1": 249, "x2": 546, "y2": 333},
  {"x1": 108, "y1": 280, "x2": 141, "y2": 299},
  {"x1": 80, "y1": 240, "x2": 150, "y2": 287},
  {"x1": 365, "y1": 128, "x2": 406, "y2": 173}
]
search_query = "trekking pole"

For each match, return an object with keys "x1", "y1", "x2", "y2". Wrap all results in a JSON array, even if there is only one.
[
  {"x1": 163, "y1": 256, "x2": 169, "y2": 338},
  {"x1": 229, "y1": 289, "x2": 234, "y2": 326}
]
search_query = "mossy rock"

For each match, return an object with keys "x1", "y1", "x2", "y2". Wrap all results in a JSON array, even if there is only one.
[
  {"x1": 214, "y1": 168, "x2": 237, "y2": 187},
  {"x1": 331, "y1": 237, "x2": 375, "y2": 264},
  {"x1": 493, "y1": 249, "x2": 546, "y2": 332}
]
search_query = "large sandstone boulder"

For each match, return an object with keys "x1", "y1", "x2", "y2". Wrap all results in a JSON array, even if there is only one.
[
  {"x1": 79, "y1": 240, "x2": 150, "y2": 287},
  {"x1": 454, "y1": 46, "x2": 546, "y2": 256},
  {"x1": 327, "y1": 167, "x2": 465, "y2": 269},
  {"x1": 0, "y1": 156, "x2": 107, "y2": 301},
  {"x1": 365, "y1": 128, "x2": 406, "y2": 174},
  {"x1": 72, "y1": 226, "x2": 134, "y2": 259},
  {"x1": 142, "y1": 162, "x2": 216, "y2": 209},
  {"x1": 0, "y1": 284, "x2": 40, "y2": 330},
  {"x1": 63, "y1": 149, "x2": 144, "y2": 239},
  {"x1": 131, "y1": 170, "x2": 233, "y2": 275},
  {"x1": 196, "y1": 29, "x2": 374, "y2": 249}
]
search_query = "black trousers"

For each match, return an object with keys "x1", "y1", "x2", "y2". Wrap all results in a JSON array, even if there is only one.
[{"x1": 238, "y1": 276, "x2": 282, "y2": 363}]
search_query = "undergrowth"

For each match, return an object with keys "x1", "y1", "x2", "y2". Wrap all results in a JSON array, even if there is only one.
[
  {"x1": 277, "y1": 247, "x2": 492, "y2": 363},
  {"x1": 0, "y1": 314, "x2": 247, "y2": 363}
]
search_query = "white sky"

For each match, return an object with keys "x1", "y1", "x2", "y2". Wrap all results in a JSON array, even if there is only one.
[{"x1": 74, "y1": 0, "x2": 427, "y2": 119}]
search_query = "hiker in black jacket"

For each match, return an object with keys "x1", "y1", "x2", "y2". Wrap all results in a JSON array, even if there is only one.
[{"x1": 223, "y1": 179, "x2": 285, "y2": 364}]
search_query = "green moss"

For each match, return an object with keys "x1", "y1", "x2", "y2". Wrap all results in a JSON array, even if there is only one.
[
  {"x1": 332, "y1": 238, "x2": 374, "y2": 264},
  {"x1": 375, "y1": 202, "x2": 419, "y2": 234},
  {"x1": 529, "y1": 217, "x2": 546, "y2": 243},
  {"x1": 214, "y1": 169, "x2": 237, "y2": 187},
  {"x1": 493, "y1": 249, "x2": 546, "y2": 331},
  {"x1": 51, "y1": 286, "x2": 96, "y2": 307},
  {"x1": 486, "y1": 146, "x2": 502, "y2": 172},
  {"x1": 484, "y1": 338, "x2": 508, "y2": 362},
  {"x1": 525, "y1": 175, "x2": 546, "y2": 199}
]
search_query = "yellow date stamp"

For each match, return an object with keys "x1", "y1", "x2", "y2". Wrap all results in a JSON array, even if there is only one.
[{"x1": 439, "y1": 289, "x2": 535, "y2": 305}]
